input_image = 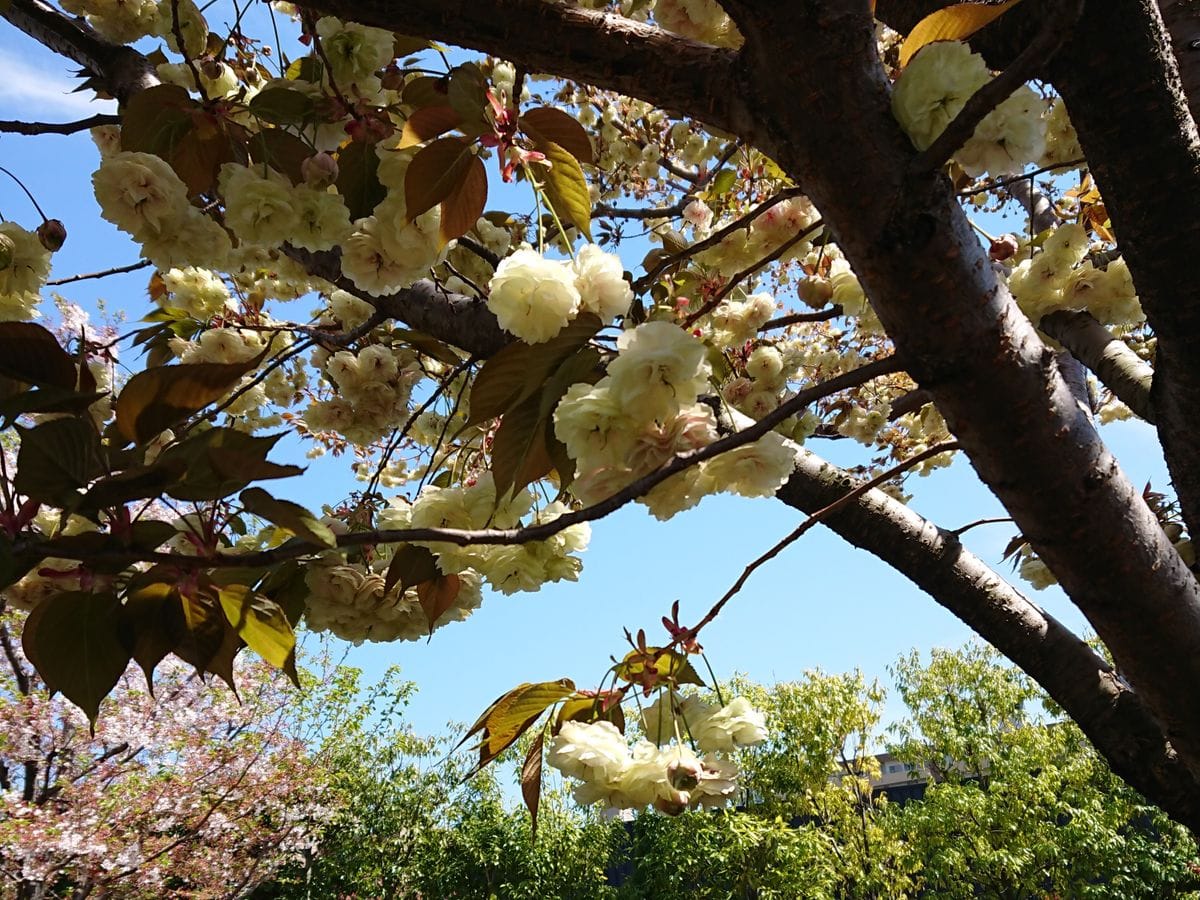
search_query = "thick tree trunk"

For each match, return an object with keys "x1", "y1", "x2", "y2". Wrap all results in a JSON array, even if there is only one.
[{"x1": 729, "y1": 0, "x2": 1200, "y2": 782}]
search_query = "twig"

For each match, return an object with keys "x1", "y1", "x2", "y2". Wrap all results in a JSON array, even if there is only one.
[
  {"x1": 593, "y1": 199, "x2": 689, "y2": 220},
  {"x1": 28, "y1": 356, "x2": 904, "y2": 570},
  {"x1": 683, "y1": 218, "x2": 823, "y2": 326},
  {"x1": 685, "y1": 440, "x2": 960, "y2": 638},
  {"x1": 760, "y1": 305, "x2": 843, "y2": 331},
  {"x1": 632, "y1": 187, "x2": 805, "y2": 293},
  {"x1": 911, "y1": 0, "x2": 1084, "y2": 175},
  {"x1": 956, "y1": 158, "x2": 1087, "y2": 197},
  {"x1": 0, "y1": 114, "x2": 120, "y2": 136},
  {"x1": 952, "y1": 517, "x2": 1013, "y2": 536},
  {"x1": 46, "y1": 260, "x2": 151, "y2": 286}
]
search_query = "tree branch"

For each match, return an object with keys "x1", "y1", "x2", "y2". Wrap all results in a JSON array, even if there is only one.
[
  {"x1": 303, "y1": 0, "x2": 755, "y2": 139},
  {"x1": 0, "y1": 114, "x2": 120, "y2": 136},
  {"x1": 760, "y1": 305, "x2": 843, "y2": 331},
  {"x1": 911, "y1": 0, "x2": 1084, "y2": 175},
  {"x1": 1040, "y1": 310, "x2": 1155, "y2": 422}
]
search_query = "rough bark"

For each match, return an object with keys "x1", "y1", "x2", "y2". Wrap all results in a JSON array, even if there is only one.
[
  {"x1": 729, "y1": 0, "x2": 1200, "y2": 780},
  {"x1": 1041, "y1": 310, "x2": 1155, "y2": 422},
  {"x1": 1047, "y1": 0, "x2": 1200, "y2": 551},
  {"x1": 1157, "y1": 0, "x2": 1200, "y2": 124}
]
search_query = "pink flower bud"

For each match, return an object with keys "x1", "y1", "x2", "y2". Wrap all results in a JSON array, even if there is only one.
[{"x1": 301, "y1": 152, "x2": 339, "y2": 188}]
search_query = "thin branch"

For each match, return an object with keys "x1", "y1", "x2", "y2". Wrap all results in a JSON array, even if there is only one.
[
  {"x1": 632, "y1": 187, "x2": 805, "y2": 293},
  {"x1": 28, "y1": 355, "x2": 903, "y2": 569},
  {"x1": 683, "y1": 218, "x2": 823, "y2": 325},
  {"x1": 956, "y1": 158, "x2": 1087, "y2": 197},
  {"x1": 760, "y1": 305, "x2": 843, "y2": 331},
  {"x1": 0, "y1": 114, "x2": 120, "y2": 136},
  {"x1": 911, "y1": 0, "x2": 1084, "y2": 175},
  {"x1": 593, "y1": 199, "x2": 689, "y2": 220},
  {"x1": 951, "y1": 516, "x2": 1013, "y2": 536},
  {"x1": 46, "y1": 260, "x2": 151, "y2": 286},
  {"x1": 685, "y1": 440, "x2": 958, "y2": 639}
]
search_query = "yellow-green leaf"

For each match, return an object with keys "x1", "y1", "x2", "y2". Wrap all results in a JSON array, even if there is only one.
[
  {"x1": 459, "y1": 679, "x2": 576, "y2": 772},
  {"x1": 534, "y1": 140, "x2": 592, "y2": 241},
  {"x1": 615, "y1": 646, "x2": 705, "y2": 687},
  {"x1": 520, "y1": 107, "x2": 594, "y2": 166},
  {"x1": 404, "y1": 136, "x2": 474, "y2": 222},
  {"x1": 522, "y1": 730, "x2": 544, "y2": 839},
  {"x1": 217, "y1": 584, "x2": 298, "y2": 681},
  {"x1": 239, "y1": 486, "x2": 336, "y2": 548},
  {"x1": 400, "y1": 105, "x2": 462, "y2": 149},
  {"x1": 440, "y1": 153, "x2": 488, "y2": 246},
  {"x1": 114, "y1": 354, "x2": 263, "y2": 446},
  {"x1": 899, "y1": 0, "x2": 1024, "y2": 67}
]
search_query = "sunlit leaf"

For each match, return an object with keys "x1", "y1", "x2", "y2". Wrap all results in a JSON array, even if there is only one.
[
  {"x1": 239, "y1": 487, "x2": 336, "y2": 548},
  {"x1": 459, "y1": 679, "x2": 576, "y2": 772},
  {"x1": 404, "y1": 136, "x2": 474, "y2": 221},
  {"x1": 114, "y1": 354, "x2": 264, "y2": 446},
  {"x1": 520, "y1": 106, "x2": 594, "y2": 165},
  {"x1": 399, "y1": 105, "x2": 462, "y2": 149},
  {"x1": 615, "y1": 646, "x2": 705, "y2": 688},
  {"x1": 439, "y1": 153, "x2": 488, "y2": 246},
  {"x1": 534, "y1": 140, "x2": 593, "y2": 241},
  {"x1": 899, "y1": 0, "x2": 1024, "y2": 67},
  {"x1": 217, "y1": 584, "x2": 298, "y2": 683}
]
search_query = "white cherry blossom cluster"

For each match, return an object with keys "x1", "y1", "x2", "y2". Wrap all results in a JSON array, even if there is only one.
[
  {"x1": 652, "y1": 0, "x2": 743, "y2": 49},
  {"x1": 302, "y1": 556, "x2": 484, "y2": 644},
  {"x1": 546, "y1": 693, "x2": 766, "y2": 814},
  {"x1": 554, "y1": 320, "x2": 797, "y2": 520},
  {"x1": 303, "y1": 344, "x2": 424, "y2": 445},
  {"x1": 1006, "y1": 223, "x2": 1143, "y2": 327},
  {"x1": 695, "y1": 196, "x2": 821, "y2": 278},
  {"x1": 0, "y1": 223, "x2": 52, "y2": 320},
  {"x1": 377, "y1": 474, "x2": 592, "y2": 596},
  {"x1": 892, "y1": 41, "x2": 1047, "y2": 177},
  {"x1": 486, "y1": 245, "x2": 633, "y2": 343}
]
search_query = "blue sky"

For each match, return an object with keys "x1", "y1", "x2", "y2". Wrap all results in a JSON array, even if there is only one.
[{"x1": 0, "y1": 21, "x2": 1170, "y2": 741}]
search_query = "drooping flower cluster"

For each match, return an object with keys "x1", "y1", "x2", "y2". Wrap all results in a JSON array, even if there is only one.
[{"x1": 546, "y1": 693, "x2": 766, "y2": 814}]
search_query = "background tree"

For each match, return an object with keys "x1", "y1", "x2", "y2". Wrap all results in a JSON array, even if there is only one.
[
  {"x1": 1, "y1": 0, "x2": 1199, "y2": 840},
  {"x1": 0, "y1": 611, "x2": 331, "y2": 899}
]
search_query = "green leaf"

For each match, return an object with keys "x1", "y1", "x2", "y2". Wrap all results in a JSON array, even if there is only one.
[
  {"x1": 23, "y1": 591, "x2": 130, "y2": 724},
  {"x1": 114, "y1": 354, "x2": 264, "y2": 446},
  {"x1": 14, "y1": 418, "x2": 102, "y2": 507},
  {"x1": 0, "y1": 322, "x2": 79, "y2": 389},
  {"x1": 534, "y1": 140, "x2": 593, "y2": 241},
  {"x1": 239, "y1": 486, "x2": 336, "y2": 548},
  {"x1": 249, "y1": 86, "x2": 316, "y2": 126},
  {"x1": 120, "y1": 84, "x2": 194, "y2": 158},
  {"x1": 520, "y1": 107, "x2": 594, "y2": 165},
  {"x1": 459, "y1": 679, "x2": 576, "y2": 773},
  {"x1": 159, "y1": 428, "x2": 302, "y2": 501},
  {"x1": 709, "y1": 167, "x2": 737, "y2": 196},
  {"x1": 467, "y1": 314, "x2": 602, "y2": 426},
  {"x1": 899, "y1": 0, "x2": 1024, "y2": 67},
  {"x1": 285, "y1": 55, "x2": 324, "y2": 83},
  {"x1": 335, "y1": 140, "x2": 386, "y2": 220},
  {"x1": 120, "y1": 582, "x2": 186, "y2": 690},
  {"x1": 399, "y1": 105, "x2": 462, "y2": 149},
  {"x1": 383, "y1": 543, "x2": 441, "y2": 594},
  {"x1": 490, "y1": 391, "x2": 553, "y2": 501},
  {"x1": 439, "y1": 153, "x2": 488, "y2": 246},
  {"x1": 217, "y1": 585, "x2": 298, "y2": 684},
  {"x1": 404, "y1": 136, "x2": 474, "y2": 222},
  {"x1": 446, "y1": 63, "x2": 488, "y2": 126},
  {"x1": 522, "y1": 730, "x2": 545, "y2": 840},
  {"x1": 247, "y1": 128, "x2": 313, "y2": 184}
]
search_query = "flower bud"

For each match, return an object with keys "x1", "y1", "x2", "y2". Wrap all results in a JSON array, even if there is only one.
[
  {"x1": 797, "y1": 275, "x2": 833, "y2": 309},
  {"x1": 37, "y1": 219, "x2": 67, "y2": 252},
  {"x1": 301, "y1": 152, "x2": 339, "y2": 188},
  {"x1": 990, "y1": 233, "x2": 1019, "y2": 262}
]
